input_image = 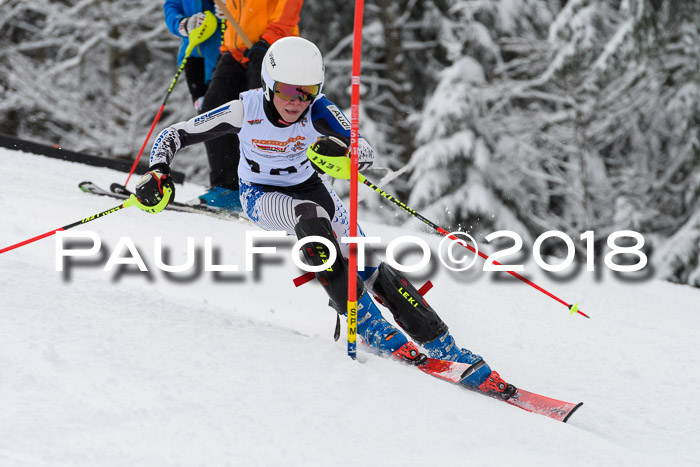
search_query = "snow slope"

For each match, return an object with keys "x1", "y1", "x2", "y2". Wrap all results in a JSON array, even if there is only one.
[{"x1": 1, "y1": 148, "x2": 698, "y2": 466}]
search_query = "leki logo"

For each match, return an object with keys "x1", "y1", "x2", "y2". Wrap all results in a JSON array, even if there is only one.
[
  {"x1": 315, "y1": 245, "x2": 333, "y2": 272},
  {"x1": 398, "y1": 287, "x2": 420, "y2": 308}
]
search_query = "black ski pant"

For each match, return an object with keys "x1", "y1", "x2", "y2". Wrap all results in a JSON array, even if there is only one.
[
  {"x1": 183, "y1": 57, "x2": 208, "y2": 102},
  {"x1": 201, "y1": 53, "x2": 263, "y2": 190}
]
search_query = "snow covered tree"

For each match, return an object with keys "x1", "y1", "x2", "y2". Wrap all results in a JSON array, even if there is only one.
[
  {"x1": 2, "y1": 0, "x2": 698, "y2": 285},
  {"x1": 408, "y1": 0, "x2": 556, "y2": 239},
  {"x1": 407, "y1": 0, "x2": 700, "y2": 271},
  {"x1": 0, "y1": 0, "x2": 191, "y2": 161}
]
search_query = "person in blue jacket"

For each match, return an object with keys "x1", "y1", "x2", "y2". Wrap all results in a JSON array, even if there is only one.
[{"x1": 163, "y1": 0, "x2": 225, "y2": 112}]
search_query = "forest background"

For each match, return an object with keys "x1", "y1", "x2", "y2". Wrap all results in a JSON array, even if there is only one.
[{"x1": 1, "y1": 0, "x2": 698, "y2": 287}]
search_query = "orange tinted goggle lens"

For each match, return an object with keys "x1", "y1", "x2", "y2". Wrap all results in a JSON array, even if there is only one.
[{"x1": 273, "y1": 82, "x2": 320, "y2": 102}]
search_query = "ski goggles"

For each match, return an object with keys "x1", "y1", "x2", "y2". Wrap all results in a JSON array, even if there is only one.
[{"x1": 273, "y1": 82, "x2": 320, "y2": 102}]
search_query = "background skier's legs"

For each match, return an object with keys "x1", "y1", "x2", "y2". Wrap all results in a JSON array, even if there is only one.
[
  {"x1": 198, "y1": 55, "x2": 248, "y2": 210},
  {"x1": 183, "y1": 57, "x2": 208, "y2": 111}
]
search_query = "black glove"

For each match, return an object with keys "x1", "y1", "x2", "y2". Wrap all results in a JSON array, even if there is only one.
[
  {"x1": 245, "y1": 39, "x2": 270, "y2": 88},
  {"x1": 310, "y1": 136, "x2": 351, "y2": 158},
  {"x1": 308, "y1": 136, "x2": 351, "y2": 175},
  {"x1": 135, "y1": 163, "x2": 175, "y2": 207}
]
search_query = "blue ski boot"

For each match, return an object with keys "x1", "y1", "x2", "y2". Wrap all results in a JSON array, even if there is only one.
[
  {"x1": 198, "y1": 186, "x2": 242, "y2": 212},
  {"x1": 423, "y1": 331, "x2": 515, "y2": 399},
  {"x1": 423, "y1": 331, "x2": 492, "y2": 386},
  {"x1": 357, "y1": 293, "x2": 426, "y2": 365}
]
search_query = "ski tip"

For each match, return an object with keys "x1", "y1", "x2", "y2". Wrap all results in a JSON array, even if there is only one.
[
  {"x1": 78, "y1": 181, "x2": 93, "y2": 192},
  {"x1": 563, "y1": 402, "x2": 584, "y2": 423}
]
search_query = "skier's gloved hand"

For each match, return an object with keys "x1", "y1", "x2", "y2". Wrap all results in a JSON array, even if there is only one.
[
  {"x1": 178, "y1": 12, "x2": 207, "y2": 37},
  {"x1": 135, "y1": 163, "x2": 175, "y2": 208},
  {"x1": 307, "y1": 136, "x2": 353, "y2": 178},
  {"x1": 244, "y1": 39, "x2": 270, "y2": 88},
  {"x1": 310, "y1": 136, "x2": 351, "y2": 158}
]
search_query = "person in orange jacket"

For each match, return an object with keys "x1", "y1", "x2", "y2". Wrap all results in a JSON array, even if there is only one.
[{"x1": 196, "y1": 0, "x2": 304, "y2": 211}]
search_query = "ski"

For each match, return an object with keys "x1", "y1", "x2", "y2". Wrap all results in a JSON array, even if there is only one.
[
  {"x1": 418, "y1": 357, "x2": 475, "y2": 383},
  {"x1": 79, "y1": 181, "x2": 248, "y2": 223},
  {"x1": 414, "y1": 358, "x2": 582, "y2": 422},
  {"x1": 505, "y1": 387, "x2": 583, "y2": 423}
]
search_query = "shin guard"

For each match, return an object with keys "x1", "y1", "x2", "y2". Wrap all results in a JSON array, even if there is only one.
[
  {"x1": 366, "y1": 263, "x2": 448, "y2": 344},
  {"x1": 294, "y1": 217, "x2": 365, "y2": 312}
]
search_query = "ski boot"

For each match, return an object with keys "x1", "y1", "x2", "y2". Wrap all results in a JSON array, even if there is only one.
[
  {"x1": 422, "y1": 331, "x2": 482, "y2": 364},
  {"x1": 424, "y1": 332, "x2": 516, "y2": 399},
  {"x1": 358, "y1": 293, "x2": 427, "y2": 365},
  {"x1": 195, "y1": 186, "x2": 242, "y2": 212},
  {"x1": 423, "y1": 331, "x2": 493, "y2": 388}
]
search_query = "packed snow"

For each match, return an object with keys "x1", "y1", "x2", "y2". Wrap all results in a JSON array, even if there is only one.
[{"x1": 1, "y1": 148, "x2": 698, "y2": 466}]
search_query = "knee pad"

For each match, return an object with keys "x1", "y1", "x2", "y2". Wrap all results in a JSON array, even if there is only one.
[
  {"x1": 294, "y1": 217, "x2": 365, "y2": 312},
  {"x1": 365, "y1": 263, "x2": 448, "y2": 344},
  {"x1": 294, "y1": 200, "x2": 329, "y2": 222}
]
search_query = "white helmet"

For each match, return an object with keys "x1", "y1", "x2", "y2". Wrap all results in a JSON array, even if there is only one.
[{"x1": 261, "y1": 36, "x2": 325, "y2": 103}]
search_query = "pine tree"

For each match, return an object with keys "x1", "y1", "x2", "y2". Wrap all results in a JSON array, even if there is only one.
[
  {"x1": 408, "y1": 0, "x2": 555, "y2": 240},
  {"x1": 407, "y1": 0, "x2": 700, "y2": 273},
  {"x1": 303, "y1": 1, "x2": 453, "y2": 195}
]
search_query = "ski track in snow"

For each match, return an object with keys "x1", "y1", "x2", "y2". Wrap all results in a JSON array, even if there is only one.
[{"x1": 1, "y1": 148, "x2": 698, "y2": 466}]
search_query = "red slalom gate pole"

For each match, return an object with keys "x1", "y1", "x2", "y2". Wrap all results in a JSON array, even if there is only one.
[{"x1": 347, "y1": 0, "x2": 366, "y2": 359}]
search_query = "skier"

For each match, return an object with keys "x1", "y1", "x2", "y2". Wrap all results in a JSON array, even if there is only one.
[
  {"x1": 134, "y1": 36, "x2": 513, "y2": 398},
  {"x1": 163, "y1": 0, "x2": 225, "y2": 113},
  {"x1": 196, "y1": 0, "x2": 304, "y2": 212}
]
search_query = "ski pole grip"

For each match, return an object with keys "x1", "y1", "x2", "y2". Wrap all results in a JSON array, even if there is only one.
[
  {"x1": 130, "y1": 187, "x2": 173, "y2": 214},
  {"x1": 306, "y1": 146, "x2": 353, "y2": 180},
  {"x1": 187, "y1": 10, "x2": 217, "y2": 50}
]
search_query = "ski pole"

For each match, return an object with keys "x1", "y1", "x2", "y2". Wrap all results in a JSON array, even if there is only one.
[
  {"x1": 306, "y1": 149, "x2": 590, "y2": 319},
  {"x1": 124, "y1": 11, "x2": 218, "y2": 187},
  {"x1": 0, "y1": 190, "x2": 172, "y2": 255}
]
